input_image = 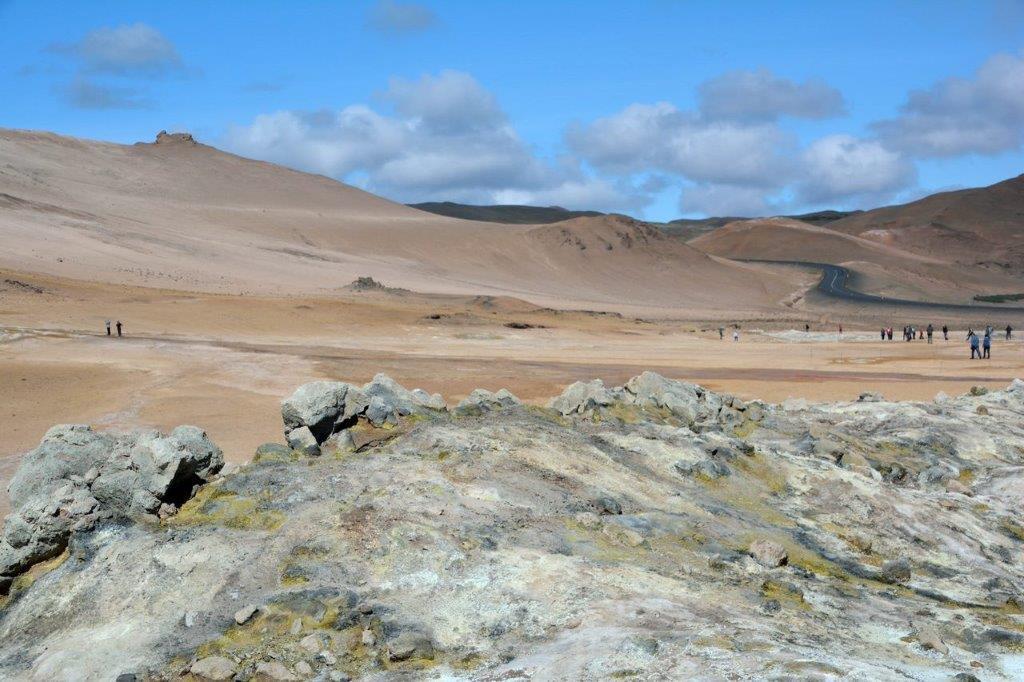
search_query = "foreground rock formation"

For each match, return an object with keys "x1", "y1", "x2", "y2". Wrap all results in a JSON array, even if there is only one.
[{"x1": 2, "y1": 373, "x2": 1024, "y2": 679}]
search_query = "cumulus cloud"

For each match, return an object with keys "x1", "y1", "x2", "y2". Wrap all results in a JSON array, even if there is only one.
[
  {"x1": 698, "y1": 68, "x2": 846, "y2": 121},
  {"x1": 798, "y1": 134, "x2": 916, "y2": 204},
  {"x1": 63, "y1": 77, "x2": 150, "y2": 110},
  {"x1": 680, "y1": 184, "x2": 777, "y2": 218},
  {"x1": 873, "y1": 51, "x2": 1024, "y2": 157},
  {"x1": 381, "y1": 70, "x2": 504, "y2": 132},
  {"x1": 368, "y1": 0, "x2": 437, "y2": 34},
  {"x1": 225, "y1": 106, "x2": 407, "y2": 178},
  {"x1": 224, "y1": 71, "x2": 647, "y2": 210},
  {"x1": 566, "y1": 102, "x2": 796, "y2": 186},
  {"x1": 54, "y1": 23, "x2": 182, "y2": 77}
]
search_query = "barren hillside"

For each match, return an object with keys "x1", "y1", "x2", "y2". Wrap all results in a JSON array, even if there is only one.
[{"x1": 0, "y1": 129, "x2": 797, "y2": 316}]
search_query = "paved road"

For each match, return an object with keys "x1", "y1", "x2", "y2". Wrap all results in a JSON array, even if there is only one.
[{"x1": 746, "y1": 259, "x2": 1024, "y2": 313}]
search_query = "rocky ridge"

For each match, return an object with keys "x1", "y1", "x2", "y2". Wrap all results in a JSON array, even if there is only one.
[{"x1": 1, "y1": 373, "x2": 1024, "y2": 679}]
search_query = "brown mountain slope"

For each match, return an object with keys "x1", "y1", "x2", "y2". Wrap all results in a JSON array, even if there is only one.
[
  {"x1": 0, "y1": 129, "x2": 799, "y2": 316},
  {"x1": 690, "y1": 217, "x2": 1024, "y2": 303},
  {"x1": 828, "y1": 174, "x2": 1024, "y2": 267}
]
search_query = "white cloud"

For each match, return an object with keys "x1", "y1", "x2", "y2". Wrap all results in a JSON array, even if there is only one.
[
  {"x1": 798, "y1": 134, "x2": 916, "y2": 204},
  {"x1": 225, "y1": 106, "x2": 407, "y2": 177},
  {"x1": 224, "y1": 71, "x2": 651, "y2": 211},
  {"x1": 381, "y1": 70, "x2": 504, "y2": 132},
  {"x1": 55, "y1": 23, "x2": 182, "y2": 77},
  {"x1": 566, "y1": 102, "x2": 795, "y2": 186},
  {"x1": 698, "y1": 68, "x2": 846, "y2": 121},
  {"x1": 873, "y1": 51, "x2": 1024, "y2": 157},
  {"x1": 63, "y1": 77, "x2": 150, "y2": 110},
  {"x1": 368, "y1": 0, "x2": 437, "y2": 34},
  {"x1": 679, "y1": 184, "x2": 776, "y2": 217}
]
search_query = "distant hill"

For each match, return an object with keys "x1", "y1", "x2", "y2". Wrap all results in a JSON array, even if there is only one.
[
  {"x1": 827, "y1": 174, "x2": 1024, "y2": 267},
  {"x1": 408, "y1": 202, "x2": 603, "y2": 224},
  {"x1": 786, "y1": 210, "x2": 861, "y2": 226}
]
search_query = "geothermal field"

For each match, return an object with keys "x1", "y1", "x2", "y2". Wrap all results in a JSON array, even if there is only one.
[{"x1": 3, "y1": 3, "x2": 1024, "y2": 680}]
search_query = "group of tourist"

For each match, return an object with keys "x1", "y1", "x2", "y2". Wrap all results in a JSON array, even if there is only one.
[{"x1": 877, "y1": 323, "x2": 1012, "y2": 359}]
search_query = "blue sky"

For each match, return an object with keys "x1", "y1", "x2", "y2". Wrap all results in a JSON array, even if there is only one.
[{"x1": 2, "y1": 0, "x2": 1024, "y2": 220}]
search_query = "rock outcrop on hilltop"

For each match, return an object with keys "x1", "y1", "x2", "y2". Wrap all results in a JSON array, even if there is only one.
[{"x1": 2, "y1": 374, "x2": 1024, "y2": 679}]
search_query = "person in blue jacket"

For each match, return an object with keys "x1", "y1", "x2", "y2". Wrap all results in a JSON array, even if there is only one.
[
  {"x1": 983, "y1": 331, "x2": 992, "y2": 359},
  {"x1": 969, "y1": 331, "x2": 981, "y2": 359}
]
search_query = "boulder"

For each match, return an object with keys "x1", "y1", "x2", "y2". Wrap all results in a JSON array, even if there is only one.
[
  {"x1": 281, "y1": 381, "x2": 350, "y2": 442},
  {"x1": 1, "y1": 424, "x2": 222, "y2": 594},
  {"x1": 285, "y1": 426, "x2": 320, "y2": 457},
  {"x1": 281, "y1": 375, "x2": 447, "y2": 445},
  {"x1": 549, "y1": 380, "x2": 620, "y2": 416},
  {"x1": 385, "y1": 628, "x2": 435, "y2": 662},
  {"x1": 624, "y1": 372, "x2": 700, "y2": 423},
  {"x1": 254, "y1": 661, "x2": 299, "y2": 681},
  {"x1": 749, "y1": 539, "x2": 788, "y2": 568},
  {"x1": 455, "y1": 388, "x2": 521, "y2": 414},
  {"x1": 190, "y1": 656, "x2": 236, "y2": 680}
]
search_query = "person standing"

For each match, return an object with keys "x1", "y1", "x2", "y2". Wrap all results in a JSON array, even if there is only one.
[
  {"x1": 887, "y1": 327, "x2": 893, "y2": 340},
  {"x1": 116, "y1": 320, "x2": 123, "y2": 337},
  {"x1": 1007, "y1": 324, "x2": 1013, "y2": 340},
  {"x1": 983, "y1": 331, "x2": 992, "y2": 359},
  {"x1": 733, "y1": 329, "x2": 740, "y2": 342},
  {"x1": 926, "y1": 324, "x2": 933, "y2": 344},
  {"x1": 970, "y1": 330, "x2": 981, "y2": 359},
  {"x1": 718, "y1": 326, "x2": 724, "y2": 340},
  {"x1": 942, "y1": 325, "x2": 948, "y2": 341},
  {"x1": 880, "y1": 327, "x2": 886, "y2": 341},
  {"x1": 805, "y1": 323, "x2": 810, "y2": 333},
  {"x1": 105, "y1": 320, "x2": 111, "y2": 336}
]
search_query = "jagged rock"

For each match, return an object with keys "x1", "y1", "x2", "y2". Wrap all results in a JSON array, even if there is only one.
[
  {"x1": 674, "y1": 459, "x2": 730, "y2": 479},
  {"x1": 285, "y1": 426, "x2": 319, "y2": 457},
  {"x1": 294, "y1": 661, "x2": 313, "y2": 677},
  {"x1": 234, "y1": 604, "x2": 259, "y2": 625},
  {"x1": 281, "y1": 375, "x2": 446, "y2": 447},
  {"x1": 858, "y1": 392, "x2": 884, "y2": 402},
  {"x1": 624, "y1": 371, "x2": 701, "y2": 422},
  {"x1": 549, "y1": 379, "x2": 620, "y2": 415},
  {"x1": 749, "y1": 539, "x2": 788, "y2": 567},
  {"x1": 1, "y1": 424, "x2": 221, "y2": 594},
  {"x1": 281, "y1": 381, "x2": 349, "y2": 442},
  {"x1": 455, "y1": 388, "x2": 521, "y2": 414},
  {"x1": 5, "y1": 376, "x2": 1024, "y2": 679},
  {"x1": 190, "y1": 656, "x2": 236, "y2": 680}
]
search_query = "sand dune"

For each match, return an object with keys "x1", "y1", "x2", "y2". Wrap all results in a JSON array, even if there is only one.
[{"x1": 0, "y1": 128, "x2": 799, "y2": 316}]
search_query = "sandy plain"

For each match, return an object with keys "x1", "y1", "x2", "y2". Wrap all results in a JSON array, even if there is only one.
[{"x1": 3, "y1": 268, "x2": 1022, "y2": 514}]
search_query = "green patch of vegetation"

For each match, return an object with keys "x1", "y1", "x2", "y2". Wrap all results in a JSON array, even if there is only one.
[
  {"x1": 168, "y1": 485, "x2": 285, "y2": 531},
  {"x1": 1000, "y1": 519, "x2": 1024, "y2": 542},
  {"x1": 761, "y1": 578, "x2": 810, "y2": 611},
  {"x1": 525, "y1": 405, "x2": 569, "y2": 426},
  {"x1": 0, "y1": 549, "x2": 69, "y2": 609},
  {"x1": 731, "y1": 419, "x2": 758, "y2": 439},
  {"x1": 974, "y1": 293, "x2": 1024, "y2": 303}
]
